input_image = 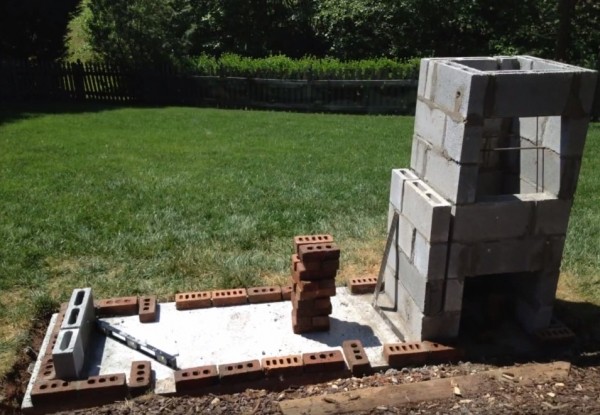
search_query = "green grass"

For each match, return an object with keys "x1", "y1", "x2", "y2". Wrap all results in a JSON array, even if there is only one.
[{"x1": 0, "y1": 105, "x2": 598, "y2": 376}]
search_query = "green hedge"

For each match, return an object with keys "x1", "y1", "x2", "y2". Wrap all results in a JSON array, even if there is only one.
[{"x1": 192, "y1": 54, "x2": 420, "y2": 80}]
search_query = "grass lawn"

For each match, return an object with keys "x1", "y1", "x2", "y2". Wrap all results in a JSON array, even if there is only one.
[{"x1": 0, "y1": 104, "x2": 598, "y2": 376}]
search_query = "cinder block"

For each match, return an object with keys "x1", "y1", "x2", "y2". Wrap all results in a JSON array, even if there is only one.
[
  {"x1": 401, "y1": 179, "x2": 451, "y2": 243},
  {"x1": 175, "y1": 365, "x2": 219, "y2": 391},
  {"x1": 423, "y1": 148, "x2": 479, "y2": 204},
  {"x1": 515, "y1": 193, "x2": 572, "y2": 236},
  {"x1": 452, "y1": 57, "x2": 500, "y2": 71},
  {"x1": 211, "y1": 289, "x2": 247, "y2": 307},
  {"x1": 422, "y1": 341, "x2": 462, "y2": 363},
  {"x1": 342, "y1": 340, "x2": 371, "y2": 376},
  {"x1": 489, "y1": 71, "x2": 573, "y2": 117},
  {"x1": 30, "y1": 379, "x2": 76, "y2": 405},
  {"x1": 421, "y1": 311, "x2": 462, "y2": 341},
  {"x1": 61, "y1": 288, "x2": 95, "y2": 351},
  {"x1": 469, "y1": 238, "x2": 545, "y2": 276},
  {"x1": 446, "y1": 242, "x2": 471, "y2": 279},
  {"x1": 389, "y1": 168, "x2": 419, "y2": 211},
  {"x1": 417, "y1": 59, "x2": 430, "y2": 97},
  {"x1": 383, "y1": 342, "x2": 428, "y2": 367},
  {"x1": 218, "y1": 360, "x2": 263, "y2": 383},
  {"x1": 427, "y1": 60, "x2": 489, "y2": 119},
  {"x1": 96, "y1": 296, "x2": 138, "y2": 316},
  {"x1": 410, "y1": 135, "x2": 431, "y2": 177},
  {"x1": 128, "y1": 361, "x2": 152, "y2": 394},
  {"x1": 175, "y1": 291, "x2": 212, "y2": 310},
  {"x1": 520, "y1": 116, "x2": 589, "y2": 157},
  {"x1": 298, "y1": 242, "x2": 341, "y2": 263},
  {"x1": 444, "y1": 278, "x2": 465, "y2": 312},
  {"x1": 451, "y1": 195, "x2": 534, "y2": 242},
  {"x1": 443, "y1": 118, "x2": 483, "y2": 164},
  {"x1": 76, "y1": 373, "x2": 128, "y2": 401},
  {"x1": 413, "y1": 99, "x2": 446, "y2": 149},
  {"x1": 520, "y1": 140, "x2": 582, "y2": 199},
  {"x1": 515, "y1": 300, "x2": 553, "y2": 333},
  {"x1": 52, "y1": 328, "x2": 85, "y2": 380},
  {"x1": 302, "y1": 350, "x2": 346, "y2": 373},
  {"x1": 262, "y1": 355, "x2": 303, "y2": 378},
  {"x1": 349, "y1": 277, "x2": 379, "y2": 294},
  {"x1": 247, "y1": 286, "x2": 282, "y2": 303},
  {"x1": 387, "y1": 205, "x2": 415, "y2": 260},
  {"x1": 139, "y1": 296, "x2": 158, "y2": 322},
  {"x1": 412, "y1": 231, "x2": 448, "y2": 280}
]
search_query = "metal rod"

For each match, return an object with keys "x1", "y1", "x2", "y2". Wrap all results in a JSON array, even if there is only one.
[{"x1": 480, "y1": 146, "x2": 545, "y2": 152}]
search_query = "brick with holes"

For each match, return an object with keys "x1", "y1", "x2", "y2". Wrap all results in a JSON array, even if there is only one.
[
  {"x1": 139, "y1": 296, "x2": 157, "y2": 323},
  {"x1": 30, "y1": 379, "x2": 77, "y2": 405},
  {"x1": 39, "y1": 355, "x2": 56, "y2": 380},
  {"x1": 302, "y1": 350, "x2": 346, "y2": 373},
  {"x1": 211, "y1": 288, "x2": 248, "y2": 307},
  {"x1": 342, "y1": 340, "x2": 371, "y2": 376},
  {"x1": 218, "y1": 359, "x2": 263, "y2": 383},
  {"x1": 291, "y1": 312, "x2": 314, "y2": 334},
  {"x1": 294, "y1": 234, "x2": 334, "y2": 253},
  {"x1": 281, "y1": 284, "x2": 293, "y2": 301},
  {"x1": 298, "y1": 242, "x2": 341, "y2": 263},
  {"x1": 261, "y1": 355, "x2": 303, "y2": 378},
  {"x1": 534, "y1": 325, "x2": 576, "y2": 344},
  {"x1": 291, "y1": 293, "x2": 332, "y2": 315},
  {"x1": 383, "y1": 342, "x2": 429, "y2": 367},
  {"x1": 76, "y1": 373, "x2": 128, "y2": 400},
  {"x1": 128, "y1": 361, "x2": 152, "y2": 394},
  {"x1": 247, "y1": 286, "x2": 282, "y2": 303},
  {"x1": 174, "y1": 365, "x2": 219, "y2": 391},
  {"x1": 175, "y1": 291, "x2": 212, "y2": 310},
  {"x1": 96, "y1": 296, "x2": 138, "y2": 316},
  {"x1": 422, "y1": 341, "x2": 462, "y2": 363},
  {"x1": 349, "y1": 277, "x2": 380, "y2": 294}
]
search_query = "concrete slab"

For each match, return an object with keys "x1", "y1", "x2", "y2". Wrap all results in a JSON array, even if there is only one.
[{"x1": 24, "y1": 288, "x2": 401, "y2": 403}]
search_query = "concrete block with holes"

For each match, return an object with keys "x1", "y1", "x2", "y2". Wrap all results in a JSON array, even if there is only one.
[{"x1": 378, "y1": 56, "x2": 596, "y2": 341}]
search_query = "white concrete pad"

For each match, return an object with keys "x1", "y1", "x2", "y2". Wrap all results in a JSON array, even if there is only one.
[{"x1": 25, "y1": 288, "x2": 401, "y2": 401}]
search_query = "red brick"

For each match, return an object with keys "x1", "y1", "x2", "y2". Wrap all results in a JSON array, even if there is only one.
[
  {"x1": 311, "y1": 316, "x2": 330, "y2": 329},
  {"x1": 295, "y1": 278, "x2": 336, "y2": 293},
  {"x1": 211, "y1": 288, "x2": 248, "y2": 307},
  {"x1": 96, "y1": 296, "x2": 138, "y2": 316},
  {"x1": 128, "y1": 361, "x2": 152, "y2": 393},
  {"x1": 342, "y1": 340, "x2": 371, "y2": 376},
  {"x1": 247, "y1": 286, "x2": 282, "y2": 303},
  {"x1": 422, "y1": 341, "x2": 462, "y2": 363},
  {"x1": 281, "y1": 284, "x2": 293, "y2": 301},
  {"x1": 349, "y1": 277, "x2": 380, "y2": 295},
  {"x1": 292, "y1": 282, "x2": 336, "y2": 300},
  {"x1": 261, "y1": 355, "x2": 303, "y2": 378},
  {"x1": 294, "y1": 234, "x2": 334, "y2": 253},
  {"x1": 175, "y1": 291, "x2": 212, "y2": 310},
  {"x1": 76, "y1": 373, "x2": 128, "y2": 400},
  {"x1": 291, "y1": 293, "x2": 332, "y2": 317},
  {"x1": 30, "y1": 379, "x2": 76, "y2": 405},
  {"x1": 383, "y1": 342, "x2": 428, "y2": 368},
  {"x1": 298, "y1": 242, "x2": 341, "y2": 263},
  {"x1": 534, "y1": 326, "x2": 576, "y2": 344},
  {"x1": 174, "y1": 365, "x2": 219, "y2": 391},
  {"x1": 302, "y1": 350, "x2": 346, "y2": 373},
  {"x1": 292, "y1": 254, "x2": 339, "y2": 273},
  {"x1": 39, "y1": 356, "x2": 56, "y2": 380},
  {"x1": 291, "y1": 255, "x2": 338, "y2": 281},
  {"x1": 291, "y1": 312, "x2": 314, "y2": 334},
  {"x1": 218, "y1": 360, "x2": 263, "y2": 383},
  {"x1": 139, "y1": 296, "x2": 157, "y2": 323}
]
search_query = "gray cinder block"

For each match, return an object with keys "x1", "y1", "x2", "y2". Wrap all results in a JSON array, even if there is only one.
[
  {"x1": 60, "y1": 287, "x2": 95, "y2": 351},
  {"x1": 443, "y1": 278, "x2": 465, "y2": 313},
  {"x1": 52, "y1": 328, "x2": 85, "y2": 380},
  {"x1": 387, "y1": 205, "x2": 415, "y2": 260},
  {"x1": 451, "y1": 195, "x2": 534, "y2": 242},
  {"x1": 412, "y1": 231, "x2": 448, "y2": 280},
  {"x1": 389, "y1": 168, "x2": 418, "y2": 212},
  {"x1": 515, "y1": 193, "x2": 572, "y2": 235},
  {"x1": 401, "y1": 179, "x2": 451, "y2": 243},
  {"x1": 422, "y1": 148, "x2": 478, "y2": 204},
  {"x1": 469, "y1": 238, "x2": 546, "y2": 276},
  {"x1": 410, "y1": 135, "x2": 431, "y2": 178},
  {"x1": 444, "y1": 118, "x2": 483, "y2": 164},
  {"x1": 414, "y1": 99, "x2": 447, "y2": 149}
]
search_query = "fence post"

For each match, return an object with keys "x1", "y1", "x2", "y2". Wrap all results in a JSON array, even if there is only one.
[{"x1": 72, "y1": 60, "x2": 85, "y2": 102}]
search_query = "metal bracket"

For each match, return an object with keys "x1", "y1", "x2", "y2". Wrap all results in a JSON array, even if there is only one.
[{"x1": 96, "y1": 320, "x2": 178, "y2": 370}]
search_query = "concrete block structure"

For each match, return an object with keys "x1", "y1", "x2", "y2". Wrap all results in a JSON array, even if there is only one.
[{"x1": 379, "y1": 56, "x2": 597, "y2": 341}]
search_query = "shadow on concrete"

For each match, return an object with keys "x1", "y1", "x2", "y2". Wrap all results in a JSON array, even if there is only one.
[
  {"x1": 85, "y1": 331, "x2": 108, "y2": 377},
  {"x1": 300, "y1": 317, "x2": 382, "y2": 348}
]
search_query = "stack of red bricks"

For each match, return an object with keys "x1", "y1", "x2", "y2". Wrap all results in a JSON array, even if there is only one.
[{"x1": 291, "y1": 234, "x2": 340, "y2": 334}]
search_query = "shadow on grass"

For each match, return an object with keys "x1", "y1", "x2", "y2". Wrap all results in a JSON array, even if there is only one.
[{"x1": 0, "y1": 101, "x2": 132, "y2": 126}]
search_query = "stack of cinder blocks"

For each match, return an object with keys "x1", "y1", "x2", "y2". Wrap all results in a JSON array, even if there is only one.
[
  {"x1": 290, "y1": 235, "x2": 340, "y2": 333},
  {"x1": 381, "y1": 56, "x2": 597, "y2": 341}
]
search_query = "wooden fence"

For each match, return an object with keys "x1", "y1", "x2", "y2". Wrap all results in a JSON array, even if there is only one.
[{"x1": 0, "y1": 60, "x2": 418, "y2": 114}]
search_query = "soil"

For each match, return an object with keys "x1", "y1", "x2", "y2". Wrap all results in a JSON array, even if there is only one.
[{"x1": 2, "y1": 306, "x2": 600, "y2": 414}]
